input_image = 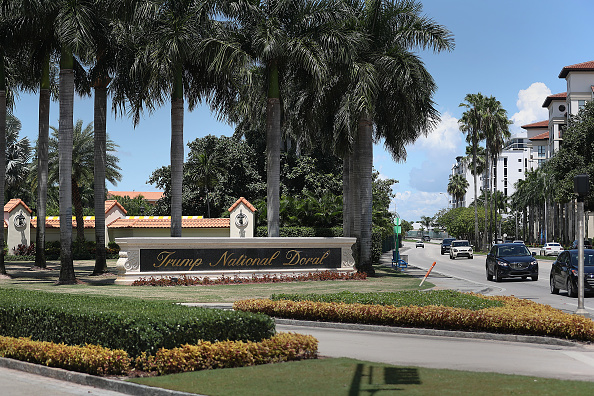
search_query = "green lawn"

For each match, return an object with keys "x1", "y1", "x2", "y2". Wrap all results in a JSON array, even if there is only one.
[
  {"x1": 129, "y1": 357, "x2": 594, "y2": 396},
  {"x1": 0, "y1": 259, "x2": 429, "y2": 303}
]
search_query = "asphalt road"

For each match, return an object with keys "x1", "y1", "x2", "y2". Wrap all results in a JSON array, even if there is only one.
[{"x1": 403, "y1": 240, "x2": 594, "y2": 316}]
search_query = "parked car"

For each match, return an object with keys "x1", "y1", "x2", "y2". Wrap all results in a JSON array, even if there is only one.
[
  {"x1": 440, "y1": 238, "x2": 456, "y2": 255},
  {"x1": 416, "y1": 240, "x2": 424, "y2": 248},
  {"x1": 550, "y1": 249, "x2": 594, "y2": 297},
  {"x1": 486, "y1": 243, "x2": 538, "y2": 282},
  {"x1": 571, "y1": 239, "x2": 593, "y2": 249},
  {"x1": 542, "y1": 242, "x2": 563, "y2": 256},
  {"x1": 513, "y1": 240, "x2": 524, "y2": 244},
  {"x1": 422, "y1": 235, "x2": 431, "y2": 242},
  {"x1": 492, "y1": 239, "x2": 504, "y2": 246},
  {"x1": 449, "y1": 240, "x2": 473, "y2": 259}
]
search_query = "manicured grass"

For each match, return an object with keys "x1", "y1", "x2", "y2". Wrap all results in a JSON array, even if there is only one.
[
  {"x1": 129, "y1": 357, "x2": 594, "y2": 396},
  {"x1": 0, "y1": 260, "x2": 432, "y2": 303}
]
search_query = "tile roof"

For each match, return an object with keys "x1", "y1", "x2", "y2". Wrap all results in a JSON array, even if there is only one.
[
  {"x1": 559, "y1": 61, "x2": 594, "y2": 78},
  {"x1": 108, "y1": 191, "x2": 163, "y2": 202},
  {"x1": 4, "y1": 198, "x2": 32, "y2": 214},
  {"x1": 228, "y1": 197, "x2": 257, "y2": 213},
  {"x1": 108, "y1": 216, "x2": 230, "y2": 229},
  {"x1": 529, "y1": 132, "x2": 549, "y2": 141},
  {"x1": 542, "y1": 92, "x2": 567, "y2": 108},
  {"x1": 31, "y1": 216, "x2": 98, "y2": 229},
  {"x1": 105, "y1": 200, "x2": 127, "y2": 215},
  {"x1": 521, "y1": 120, "x2": 549, "y2": 129}
]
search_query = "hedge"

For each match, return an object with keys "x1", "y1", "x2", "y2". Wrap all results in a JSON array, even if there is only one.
[{"x1": 0, "y1": 289, "x2": 275, "y2": 358}]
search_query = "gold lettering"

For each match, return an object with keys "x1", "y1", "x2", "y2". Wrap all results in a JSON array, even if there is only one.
[{"x1": 154, "y1": 251, "x2": 177, "y2": 268}]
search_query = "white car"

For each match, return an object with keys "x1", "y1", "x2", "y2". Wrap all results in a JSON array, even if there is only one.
[
  {"x1": 542, "y1": 242, "x2": 563, "y2": 256},
  {"x1": 416, "y1": 240, "x2": 424, "y2": 248},
  {"x1": 450, "y1": 240, "x2": 473, "y2": 259}
]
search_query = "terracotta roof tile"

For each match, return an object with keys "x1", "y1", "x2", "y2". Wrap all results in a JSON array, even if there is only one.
[
  {"x1": 105, "y1": 200, "x2": 127, "y2": 215},
  {"x1": 108, "y1": 216, "x2": 230, "y2": 229},
  {"x1": 228, "y1": 197, "x2": 257, "y2": 213},
  {"x1": 31, "y1": 217, "x2": 97, "y2": 229},
  {"x1": 542, "y1": 92, "x2": 567, "y2": 108},
  {"x1": 529, "y1": 132, "x2": 549, "y2": 141},
  {"x1": 521, "y1": 120, "x2": 549, "y2": 129},
  {"x1": 4, "y1": 199, "x2": 32, "y2": 214},
  {"x1": 559, "y1": 61, "x2": 594, "y2": 78}
]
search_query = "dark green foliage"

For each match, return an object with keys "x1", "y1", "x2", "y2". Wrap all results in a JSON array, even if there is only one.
[
  {"x1": 271, "y1": 290, "x2": 504, "y2": 311},
  {"x1": 40, "y1": 240, "x2": 119, "y2": 260},
  {"x1": 0, "y1": 289, "x2": 275, "y2": 358}
]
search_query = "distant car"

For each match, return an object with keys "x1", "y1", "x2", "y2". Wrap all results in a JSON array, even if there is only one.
[
  {"x1": 449, "y1": 240, "x2": 473, "y2": 260},
  {"x1": 571, "y1": 239, "x2": 593, "y2": 249},
  {"x1": 486, "y1": 243, "x2": 538, "y2": 282},
  {"x1": 422, "y1": 235, "x2": 431, "y2": 242},
  {"x1": 513, "y1": 240, "x2": 524, "y2": 244},
  {"x1": 542, "y1": 242, "x2": 563, "y2": 256},
  {"x1": 550, "y1": 249, "x2": 594, "y2": 297},
  {"x1": 492, "y1": 239, "x2": 504, "y2": 246},
  {"x1": 416, "y1": 240, "x2": 424, "y2": 248},
  {"x1": 441, "y1": 238, "x2": 456, "y2": 255}
]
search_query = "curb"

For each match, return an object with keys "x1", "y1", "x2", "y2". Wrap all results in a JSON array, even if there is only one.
[
  {"x1": 274, "y1": 318, "x2": 580, "y2": 347},
  {"x1": 0, "y1": 357, "x2": 201, "y2": 396}
]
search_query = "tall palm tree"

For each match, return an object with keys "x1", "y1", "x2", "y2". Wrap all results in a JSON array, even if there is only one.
[
  {"x1": 332, "y1": 0, "x2": 453, "y2": 273},
  {"x1": 482, "y1": 95, "x2": 511, "y2": 246},
  {"x1": 116, "y1": 0, "x2": 219, "y2": 238},
  {"x1": 188, "y1": 150, "x2": 226, "y2": 218},
  {"x1": 459, "y1": 93, "x2": 487, "y2": 250},
  {"x1": 5, "y1": 112, "x2": 32, "y2": 201},
  {"x1": 447, "y1": 173, "x2": 468, "y2": 207},
  {"x1": 214, "y1": 0, "x2": 353, "y2": 238}
]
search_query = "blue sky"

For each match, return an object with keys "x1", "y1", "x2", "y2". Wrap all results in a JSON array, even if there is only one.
[{"x1": 10, "y1": 0, "x2": 594, "y2": 221}]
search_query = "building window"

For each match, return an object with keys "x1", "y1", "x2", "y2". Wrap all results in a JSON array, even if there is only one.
[
  {"x1": 518, "y1": 168, "x2": 522, "y2": 172},
  {"x1": 538, "y1": 146, "x2": 546, "y2": 157},
  {"x1": 538, "y1": 159, "x2": 546, "y2": 166},
  {"x1": 518, "y1": 158, "x2": 521, "y2": 162},
  {"x1": 578, "y1": 100, "x2": 588, "y2": 111}
]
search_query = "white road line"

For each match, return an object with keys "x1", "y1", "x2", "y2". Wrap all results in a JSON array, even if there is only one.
[{"x1": 562, "y1": 351, "x2": 594, "y2": 367}]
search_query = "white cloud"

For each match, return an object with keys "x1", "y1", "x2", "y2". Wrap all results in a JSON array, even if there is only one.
[
  {"x1": 392, "y1": 191, "x2": 449, "y2": 221},
  {"x1": 415, "y1": 112, "x2": 461, "y2": 152},
  {"x1": 510, "y1": 82, "x2": 551, "y2": 134}
]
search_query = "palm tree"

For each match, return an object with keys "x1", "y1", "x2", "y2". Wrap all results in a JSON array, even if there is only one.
[
  {"x1": 188, "y1": 150, "x2": 226, "y2": 218},
  {"x1": 459, "y1": 93, "x2": 488, "y2": 250},
  {"x1": 332, "y1": 0, "x2": 453, "y2": 273},
  {"x1": 115, "y1": 0, "x2": 220, "y2": 238},
  {"x1": 5, "y1": 112, "x2": 32, "y2": 201},
  {"x1": 214, "y1": 0, "x2": 354, "y2": 238},
  {"x1": 42, "y1": 120, "x2": 121, "y2": 242},
  {"x1": 447, "y1": 173, "x2": 468, "y2": 207}
]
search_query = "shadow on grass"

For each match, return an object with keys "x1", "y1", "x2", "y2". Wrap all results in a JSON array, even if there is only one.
[{"x1": 349, "y1": 363, "x2": 421, "y2": 395}]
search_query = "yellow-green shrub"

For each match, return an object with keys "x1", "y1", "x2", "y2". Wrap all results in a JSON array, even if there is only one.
[
  {"x1": 233, "y1": 295, "x2": 594, "y2": 342},
  {"x1": 0, "y1": 336, "x2": 132, "y2": 375},
  {"x1": 135, "y1": 332, "x2": 318, "y2": 375}
]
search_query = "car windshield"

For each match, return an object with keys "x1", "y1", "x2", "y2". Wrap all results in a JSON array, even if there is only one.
[
  {"x1": 571, "y1": 253, "x2": 594, "y2": 267},
  {"x1": 452, "y1": 241, "x2": 469, "y2": 247},
  {"x1": 498, "y1": 245, "x2": 531, "y2": 257},
  {"x1": 547, "y1": 243, "x2": 561, "y2": 247}
]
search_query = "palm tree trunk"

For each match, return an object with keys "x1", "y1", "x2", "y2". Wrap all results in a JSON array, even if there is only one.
[
  {"x1": 0, "y1": 57, "x2": 6, "y2": 275},
  {"x1": 472, "y1": 136, "x2": 480, "y2": 250},
  {"x1": 170, "y1": 69, "x2": 184, "y2": 237},
  {"x1": 93, "y1": 84, "x2": 107, "y2": 274},
  {"x1": 266, "y1": 62, "x2": 281, "y2": 237},
  {"x1": 58, "y1": 54, "x2": 75, "y2": 284},
  {"x1": 35, "y1": 73, "x2": 50, "y2": 269},
  {"x1": 484, "y1": 153, "x2": 489, "y2": 248},
  {"x1": 72, "y1": 177, "x2": 85, "y2": 241},
  {"x1": 356, "y1": 113, "x2": 374, "y2": 275}
]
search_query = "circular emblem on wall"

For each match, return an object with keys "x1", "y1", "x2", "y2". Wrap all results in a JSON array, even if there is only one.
[
  {"x1": 14, "y1": 211, "x2": 26, "y2": 230},
  {"x1": 235, "y1": 209, "x2": 248, "y2": 228}
]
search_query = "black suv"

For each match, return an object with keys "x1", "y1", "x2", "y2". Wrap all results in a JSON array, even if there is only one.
[{"x1": 441, "y1": 238, "x2": 456, "y2": 255}]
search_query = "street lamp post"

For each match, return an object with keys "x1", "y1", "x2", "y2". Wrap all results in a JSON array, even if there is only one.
[{"x1": 574, "y1": 174, "x2": 589, "y2": 316}]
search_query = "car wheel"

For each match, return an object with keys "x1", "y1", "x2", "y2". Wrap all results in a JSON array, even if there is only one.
[
  {"x1": 567, "y1": 278, "x2": 577, "y2": 298},
  {"x1": 450, "y1": 254, "x2": 454, "y2": 260},
  {"x1": 486, "y1": 265, "x2": 493, "y2": 281},
  {"x1": 550, "y1": 276, "x2": 559, "y2": 294},
  {"x1": 469, "y1": 255, "x2": 473, "y2": 259},
  {"x1": 531, "y1": 275, "x2": 538, "y2": 281},
  {"x1": 494, "y1": 267, "x2": 501, "y2": 282},
  {"x1": 441, "y1": 251, "x2": 444, "y2": 255}
]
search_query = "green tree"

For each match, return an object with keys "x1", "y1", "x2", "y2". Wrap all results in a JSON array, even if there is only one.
[
  {"x1": 40, "y1": 120, "x2": 121, "y2": 242},
  {"x1": 189, "y1": 150, "x2": 226, "y2": 218},
  {"x1": 329, "y1": 0, "x2": 453, "y2": 274},
  {"x1": 447, "y1": 173, "x2": 468, "y2": 208},
  {"x1": 5, "y1": 112, "x2": 32, "y2": 202}
]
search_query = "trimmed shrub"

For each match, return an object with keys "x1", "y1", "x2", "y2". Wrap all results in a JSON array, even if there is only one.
[
  {"x1": 234, "y1": 294, "x2": 594, "y2": 342},
  {"x1": 0, "y1": 289, "x2": 275, "y2": 358},
  {"x1": 135, "y1": 333, "x2": 318, "y2": 375}
]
